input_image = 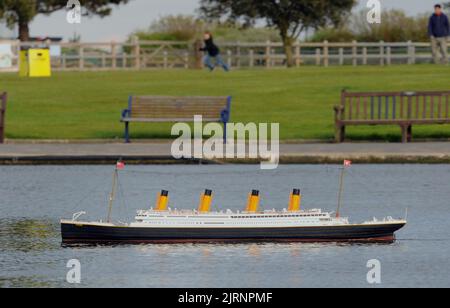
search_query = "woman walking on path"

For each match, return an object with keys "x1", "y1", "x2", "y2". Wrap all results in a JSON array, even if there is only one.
[{"x1": 200, "y1": 32, "x2": 229, "y2": 72}]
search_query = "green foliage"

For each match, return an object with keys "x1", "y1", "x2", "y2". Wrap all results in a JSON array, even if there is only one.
[
  {"x1": 129, "y1": 14, "x2": 281, "y2": 43},
  {"x1": 354, "y1": 10, "x2": 430, "y2": 42},
  {"x1": 0, "y1": 0, "x2": 36, "y2": 26},
  {"x1": 199, "y1": 0, "x2": 356, "y2": 66},
  {"x1": 148, "y1": 15, "x2": 204, "y2": 41},
  {"x1": 309, "y1": 28, "x2": 355, "y2": 43},
  {"x1": 1, "y1": 66, "x2": 450, "y2": 141},
  {"x1": 0, "y1": 0, "x2": 129, "y2": 40},
  {"x1": 132, "y1": 31, "x2": 180, "y2": 42},
  {"x1": 130, "y1": 15, "x2": 204, "y2": 42},
  {"x1": 212, "y1": 25, "x2": 281, "y2": 42},
  {"x1": 310, "y1": 10, "x2": 431, "y2": 42},
  {"x1": 199, "y1": 0, "x2": 356, "y2": 35}
]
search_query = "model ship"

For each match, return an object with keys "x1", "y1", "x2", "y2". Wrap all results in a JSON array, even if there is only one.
[{"x1": 61, "y1": 162, "x2": 407, "y2": 244}]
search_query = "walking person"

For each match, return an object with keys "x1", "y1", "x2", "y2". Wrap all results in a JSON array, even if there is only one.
[
  {"x1": 200, "y1": 32, "x2": 229, "y2": 72},
  {"x1": 429, "y1": 4, "x2": 450, "y2": 64}
]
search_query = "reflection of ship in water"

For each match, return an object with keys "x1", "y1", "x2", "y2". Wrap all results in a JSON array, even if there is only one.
[
  {"x1": 0, "y1": 219, "x2": 57, "y2": 252},
  {"x1": 61, "y1": 163, "x2": 406, "y2": 245}
]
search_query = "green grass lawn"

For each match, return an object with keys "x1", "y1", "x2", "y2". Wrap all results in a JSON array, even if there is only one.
[{"x1": 1, "y1": 65, "x2": 450, "y2": 141}]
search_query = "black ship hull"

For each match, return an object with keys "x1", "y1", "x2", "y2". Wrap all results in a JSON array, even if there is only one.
[{"x1": 61, "y1": 221, "x2": 406, "y2": 245}]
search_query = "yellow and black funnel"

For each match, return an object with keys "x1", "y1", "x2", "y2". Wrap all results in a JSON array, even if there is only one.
[
  {"x1": 198, "y1": 189, "x2": 213, "y2": 213},
  {"x1": 288, "y1": 189, "x2": 302, "y2": 212},
  {"x1": 246, "y1": 190, "x2": 260, "y2": 213},
  {"x1": 155, "y1": 190, "x2": 169, "y2": 211}
]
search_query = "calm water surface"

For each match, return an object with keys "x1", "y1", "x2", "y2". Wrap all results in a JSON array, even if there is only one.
[{"x1": 0, "y1": 165, "x2": 449, "y2": 288}]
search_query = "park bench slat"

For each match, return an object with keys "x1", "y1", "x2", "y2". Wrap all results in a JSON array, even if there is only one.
[
  {"x1": 415, "y1": 96, "x2": 420, "y2": 119},
  {"x1": 334, "y1": 90, "x2": 450, "y2": 143},
  {"x1": 363, "y1": 97, "x2": 368, "y2": 120},
  {"x1": 438, "y1": 96, "x2": 442, "y2": 119},
  {"x1": 400, "y1": 96, "x2": 404, "y2": 119},
  {"x1": 431, "y1": 96, "x2": 435, "y2": 119},
  {"x1": 348, "y1": 97, "x2": 353, "y2": 120},
  {"x1": 356, "y1": 97, "x2": 361, "y2": 119},
  {"x1": 392, "y1": 96, "x2": 397, "y2": 120},
  {"x1": 121, "y1": 95, "x2": 232, "y2": 143},
  {"x1": 370, "y1": 97, "x2": 375, "y2": 120},
  {"x1": 378, "y1": 96, "x2": 382, "y2": 120},
  {"x1": 385, "y1": 96, "x2": 389, "y2": 120},
  {"x1": 423, "y1": 96, "x2": 427, "y2": 119},
  {"x1": 445, "y1": 95, "x2": 449, "y2": 119}
]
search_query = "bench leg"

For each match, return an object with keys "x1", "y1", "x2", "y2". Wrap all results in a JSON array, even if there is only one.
[
  {"x1": 407, "y1": 125, "x2": 412, "y2": 143},
  {"x1": 124, "y1": 122, "x2": 130, "y2": 143},
  {"x1": 401, "y1": 125, "x2": 412, "y2": 143},
  {"x1": 223, "y1": 122, "x2": 227, "y2": 144},
  {"x1": 335, "y1": 125, "x2": 345, "y2": 143},
  {"x1": 0, "y1": 110, "x2": 4, "y2": 144}
]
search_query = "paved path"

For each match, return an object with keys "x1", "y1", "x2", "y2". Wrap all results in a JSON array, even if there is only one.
[{"x1": 0, "y1": 142, "x2": 449, "y2": 164}]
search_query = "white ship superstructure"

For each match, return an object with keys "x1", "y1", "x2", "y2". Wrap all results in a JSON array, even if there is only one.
[{"x1": 132, "y1": 208, "x2": 350, "y2": 228}]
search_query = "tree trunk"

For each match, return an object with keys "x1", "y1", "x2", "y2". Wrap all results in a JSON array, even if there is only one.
[
  {"x1": 283, "y1": 38, "x2": 294, "y2": 68},
  {"x1": 280, "y1": 28, "x2": 294, "y2": 68},
  {"x1": 18, "y1": 19, "x2": 30, "y2": 41}
]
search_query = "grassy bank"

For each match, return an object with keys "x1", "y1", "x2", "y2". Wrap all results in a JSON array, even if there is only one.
[{"x1": 1, "y1": 65, "x2": 450, "y2": 141}]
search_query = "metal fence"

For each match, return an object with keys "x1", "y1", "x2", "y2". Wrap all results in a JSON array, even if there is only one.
[{"x1": 0, "y1": 39, "x2": 446, "y2": 71}]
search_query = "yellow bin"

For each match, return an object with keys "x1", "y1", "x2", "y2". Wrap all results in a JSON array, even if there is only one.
[
  {"x1": 19, "y1": 50, "x2": 29, "y2": 77},
  {"x1": 28, "y1": 49, "x2": 51, "y2": 77}
]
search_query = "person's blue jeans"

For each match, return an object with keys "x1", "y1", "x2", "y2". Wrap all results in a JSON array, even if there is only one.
[{"x1": 204, "y1": 54, "x2": 229, "y2": 71}]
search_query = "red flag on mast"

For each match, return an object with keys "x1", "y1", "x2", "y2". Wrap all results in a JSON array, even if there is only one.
[{"x1": 116, "y1": 161, "x2": 125, "y2": 170}]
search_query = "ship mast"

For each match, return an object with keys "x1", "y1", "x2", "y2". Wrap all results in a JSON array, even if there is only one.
[
  {"x1": 107, "y1": 161, "x2": 123, "y2": 223},
  {"x1": 336, "y1": 160, "x2": 351, "y2": 218},
  {"x1": 336, "y1": 167, "x2": 345, "y2": 218}
]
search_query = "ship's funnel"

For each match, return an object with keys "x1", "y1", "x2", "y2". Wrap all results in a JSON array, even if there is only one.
[
  {"x1": 155, "y1": 190, "x2": 169, "y2": 211},
  {"x1": 288, "y1": 189, "x2": 302, "y2": 212},
  {"x1": 246, "y1": 190, "x2": 260, "y2": 213},
  {"x1": 198, "y1": 189, "x2": 213, "y2": 213}
]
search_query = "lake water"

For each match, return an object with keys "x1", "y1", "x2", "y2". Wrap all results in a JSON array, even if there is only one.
[{"x1": 0, "y1": 164, "x2": 449, "y2": 288}]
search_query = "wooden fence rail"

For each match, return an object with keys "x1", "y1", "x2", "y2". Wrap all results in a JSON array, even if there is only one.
[{"x1": 0, "y1": 39, "x2": 447, "y2": 71}]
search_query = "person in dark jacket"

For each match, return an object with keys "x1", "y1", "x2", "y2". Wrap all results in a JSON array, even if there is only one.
[
  {"x1": 200, "y1": 32, "x2": 229, "y2": 72},
  {"x1": 429, "y1": 4, "x2": 450, "y2": 64}
]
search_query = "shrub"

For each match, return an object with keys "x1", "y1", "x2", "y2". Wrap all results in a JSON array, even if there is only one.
[
  {"x1": 128, "y1": 15, "x2": 281, "y2": 43},
  {"x1": 310, "y1": 9, "x2": 431, "y2": 42}
]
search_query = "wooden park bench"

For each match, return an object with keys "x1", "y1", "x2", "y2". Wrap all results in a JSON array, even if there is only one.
[
  {"x1": 0, "y1": 92, "x2": 7, "y2": 144},
  {"x1": 121, "y1": 96, "x2": 232, "y2": 143},
  {"x1": 334, "y1": 90, "x2": 450, "y2": 143}
]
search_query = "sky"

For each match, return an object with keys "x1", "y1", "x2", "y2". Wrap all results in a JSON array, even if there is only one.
[{"x1": 0, "y1": 0, "x2": 442, "y2": 42}]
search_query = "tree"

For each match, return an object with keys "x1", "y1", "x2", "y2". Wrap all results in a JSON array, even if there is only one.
[
  {"x1": 0, "y1": 0, "x2": 129, "y2": 41},
  {"x1": 199, "y1": 0, "x2": 356, "y2": 67},
  {"x1": 129, "y1": 15, "x2": 281, "y2": 43},
  {"x1": 310, "y1": 10, "x2": 430, "y2": 43}
]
